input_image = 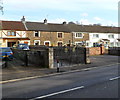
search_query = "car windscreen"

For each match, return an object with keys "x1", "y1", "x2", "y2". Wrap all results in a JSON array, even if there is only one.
[{"x1": 18, "y1": 44, "x2": 27, "y2": 48}]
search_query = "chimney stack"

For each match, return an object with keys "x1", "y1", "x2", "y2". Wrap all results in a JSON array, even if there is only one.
[
  {"x1": 44, "y1": 19, "x2": 47, "y2": 24},
  {"x1": 21, "y1": 16, "x2": 25, "y2": 22},
  {"x1": 63, "y1": 21, "x2": 67, "y2": 25}
]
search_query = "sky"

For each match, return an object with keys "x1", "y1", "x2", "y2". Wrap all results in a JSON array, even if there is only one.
[{"x1": 0, "y1": 0, "x2": 119, "y2": 26}]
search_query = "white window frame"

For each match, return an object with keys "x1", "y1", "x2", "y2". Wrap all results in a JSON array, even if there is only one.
[
  {"x1": 108, "y1": 34, "x2": 114, "y2": 39},
  {"x1": 34, "y1": 40, "x2": 40, "y2": 45},
  {"x1": 93, "y1": 34, "x2": 99, "y2": 38},
  {"x1": 75, "y1": 42, "x2": 83, "y2": 46},
  {"x1": 57, "y1": 32, "x2": 64, "y2": 38},
  {"x1": 34, "y1": 31, "x2": 40, "y2": 37},
  {"x1": 75, "y1": 32, "x2": 83, "y2": 38},
  {"x1": 44, "y1": 41, "x2": 51, "y2": 46}
]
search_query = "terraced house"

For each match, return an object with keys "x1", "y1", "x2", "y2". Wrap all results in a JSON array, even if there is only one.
[
  {"x1": 87, "y1": 25, "x2": 119, "y2": 49},
  {"x1": 0, "y1": 17, "x2": 119, "y2": 48},
  {"x1": 25, "y1": 19, "x2": 89, "y2": 46},
  {"x1": 26, "y1": 19, "x2": 72, "y2": 46},
  {"x1": 0, "y1": 20, "x2": 30, "y2": 47},
  {"x1": 70, "y1": 24, "x2": 119, "y2": 49}
]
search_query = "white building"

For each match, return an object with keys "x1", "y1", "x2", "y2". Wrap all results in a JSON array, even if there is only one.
[{"x1": 89, "y1": 33, "x2": 120, "y2": 48}]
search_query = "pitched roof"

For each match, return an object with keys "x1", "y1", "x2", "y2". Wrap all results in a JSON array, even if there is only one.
[
  {"x1": 0, "y1": 21, "x2": 26, "y2": 31},
  {"x1": 0, "y1": 20, "x2": 119, "y2": 33},
  {"x1": 67, "y1": 24, "x2": 119, "y2": 33},
  {"x1": 26, "y1": 22, "x2": 71, "y2": 32}
]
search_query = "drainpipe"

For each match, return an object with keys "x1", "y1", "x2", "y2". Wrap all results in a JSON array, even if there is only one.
[{"x1": 72, "y1": 32, "x2": 74, "y2": 46}]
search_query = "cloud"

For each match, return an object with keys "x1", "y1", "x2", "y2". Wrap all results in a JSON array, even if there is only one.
[
  {"x1": 81, "y1": 13, "x2": 88, "y2": 17},
  {"x1": 78, "y1": 18, "x2": 118, "y2": 26},
  {"x1": 94, "y1": 17, "x2": 103, "y2": 21},
  {"x1": 79, "y1": 19, "x2": 93, "y2": 25},
  {"x1": 48, "y1": 18, "x2": 68, "y2": 24}
]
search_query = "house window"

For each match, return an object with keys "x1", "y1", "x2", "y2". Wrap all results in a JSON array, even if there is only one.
[
  {"x1": 86, "y1": 42, "x2": 89, "y2": 46},
  {"x1": 34, "y1": 40, "x2": 40, "y2": 45},
  {"x1": 75, "y1": 33, "x2": 83, "y2": 38},
  {"x1": 34, "y1": 31, "x2": 40, "y2": 37},
  {"x1": 44, "y1": 41, "x2": 50, "y2": 46},
  {"x1": 109, "y1": 42, "x2": 114, "y2": 47},
  {"x1": 93, "y1": 34, "x2": 99, "y2": 38},
  {"x1": 108, "y1": 35, "x2": 114, "y2": 39},
  {"x1": 58, "y1": 42, "x2": 63, "y2": 46},
  {"x1": 7, "y1": 31, "x2": 16, "y2": 36},
  {"x1": 93, "y1": 43, "x2": 100, "y2": 47},
  {"x1": 57, "y1": 33, "x2": 63, "y2": 38}
]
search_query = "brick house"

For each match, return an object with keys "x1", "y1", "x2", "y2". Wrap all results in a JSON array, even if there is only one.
[
  {"x1": 0, "y1": 20, "x2": 30, "y2": 47},
  {"x1": 25, "y1": 19, "x2": 89, "y2": 46},
  {"x1": 67, "y1": 24, "x2": 89, "y2": 47}
]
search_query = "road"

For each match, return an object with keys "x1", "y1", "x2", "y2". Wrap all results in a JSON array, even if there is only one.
[
  {"x1": 0, "y1": 60, "x2": 5, "y2": 68},
  {"x1": 2, "y1": 63, "x2": 120, "y2": 99}
]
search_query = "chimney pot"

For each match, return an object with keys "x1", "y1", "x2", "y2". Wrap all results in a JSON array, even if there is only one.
[
  {"x1": 44, "y1": 19, "x2": 47, "y2": 24},
  {"x1": 63, "y1": 21, "x2": 67, "y2": 25},
  {"x1": 21, "y1": 16, "x2": 25, "y2": 22}
]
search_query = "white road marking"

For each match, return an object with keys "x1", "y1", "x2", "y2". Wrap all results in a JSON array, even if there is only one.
[
  {"x1": 31, "y1": 86, "x2": 84, "y2": 99},
  {"x1": 109, "y1": 76, "x2": 120, "y2": 81},
  {"x1": 81, "y1": 67, "x2": 97, "y2": 71}
]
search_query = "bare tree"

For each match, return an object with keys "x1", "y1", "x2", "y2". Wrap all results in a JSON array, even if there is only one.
[{"x1": 0, "y1": 0, "x2": 4, "y2": 15}]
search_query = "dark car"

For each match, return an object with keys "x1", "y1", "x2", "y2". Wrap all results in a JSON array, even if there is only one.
[
  {"x1": 13, "y1": 43, "x2": 30, "y2": 50},
  {"x1": 0, "y1": 47, "x2": 13, "y2": 60}
]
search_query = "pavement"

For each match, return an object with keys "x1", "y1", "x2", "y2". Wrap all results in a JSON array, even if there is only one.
[{"x1": 0, "y1": 55, "x2": 119, "y2": 81}]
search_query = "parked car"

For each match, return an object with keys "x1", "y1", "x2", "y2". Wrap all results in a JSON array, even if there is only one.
[
  {"x1": 13, "y1": 43, "x2": 30, "y2": 50},
  {"x1": 0, "y1": 47, "x2": 13, "y2": 60}
]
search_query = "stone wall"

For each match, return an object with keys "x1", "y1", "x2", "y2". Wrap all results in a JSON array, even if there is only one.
[
  {"x1": 30, "y1": 46, "x2": 87, "y2": 68},
  {"x1": 108, "y1": 47, "x2": 120, "y2": 56},
  {"x1": 53, "y1": 46, "x2": 86, "y2": 67},
  {"x1": 26, "y1": 31, "x2": 89, "y2": 46}
]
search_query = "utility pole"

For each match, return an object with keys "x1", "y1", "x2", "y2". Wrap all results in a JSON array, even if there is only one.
[{"x1": 0, "y1": 0, "x2": 4, "y2": 15}]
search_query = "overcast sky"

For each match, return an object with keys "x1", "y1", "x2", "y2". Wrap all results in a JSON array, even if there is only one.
[{"x1": 0, "y1": 0, "x2": 119, "y2": 26}]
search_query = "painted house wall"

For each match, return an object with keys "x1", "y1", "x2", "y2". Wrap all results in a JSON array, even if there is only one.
[
  {"x1": 89, "y1": 33, "x2": 120, "y2": 48},
  {"x1": 0, "y1": 30, "x2": 30, "y2": 47},
  {"x1": 0, "y1": 30, "x2": 27, "y2": 37}
]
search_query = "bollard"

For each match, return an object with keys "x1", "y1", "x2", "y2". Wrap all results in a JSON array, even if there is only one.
[
  {"x1": 4, "y1": 53, "x2": 8, "y2": 68},
  {"x1": 57, "y1": 60, "x2": 60, "y2": 72},
  {"x1": 25, "y1": 51, "x2": 28, "y2": 66}
]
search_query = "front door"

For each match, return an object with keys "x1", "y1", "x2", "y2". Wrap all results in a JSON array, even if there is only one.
[{"x1": 8, "y1": 42, "x2": 16, "y2": 47}]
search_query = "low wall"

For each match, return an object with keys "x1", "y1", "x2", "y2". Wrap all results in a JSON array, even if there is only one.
[
  {"x1": 53, "y1": 47, "x2": 86, "y2": 67},
  {"x1": 30, "y1": 46, "x2": 87, "y2": 67},
  {"x1": 12, "y1": 49, "x2": 49, "y2": 68},
  {"x1": 108, "y1": 47, "x2": 120, "y2": 56},
  {"x1": 12, "y1": 46, "x2": 87, "y2": 68},
  {"x1": 88, "y1": 46, "x2": 105, "y2": 56}
]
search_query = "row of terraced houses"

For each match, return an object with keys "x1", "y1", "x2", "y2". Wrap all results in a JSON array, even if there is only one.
[{"x1": 0, "y1": 17, "x2": 120, "y2": 49}]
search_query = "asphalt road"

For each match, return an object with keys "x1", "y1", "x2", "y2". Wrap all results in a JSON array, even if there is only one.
[
  {"x1": 2, "y1": 63, "x2": 120, "y2": 99},
  {"x1": 0, "y1": 61, "x2": 5, "y2": 69}
]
